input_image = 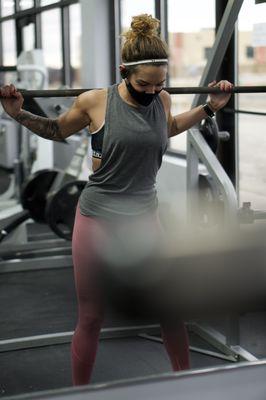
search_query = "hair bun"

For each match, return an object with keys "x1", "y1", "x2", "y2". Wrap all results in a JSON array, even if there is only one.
[{"x1": 124, "y1": 14, "x2": 160, "y2": 41}]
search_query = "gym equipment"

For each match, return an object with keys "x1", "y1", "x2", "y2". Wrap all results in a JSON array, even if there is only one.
[
  {"x1": 21, "y1": 96, "x2": 84, "y2": 173},
  {"x1": 197, "y1": 118, "x2": 230, "y2": 227},
  {"x1": 45, "y1": 179, "x2": 86, "y2": 240},
  {"x1": 0, "y1": 136, "x2": 88, "y2": 242},
  {"x1": 0, "y1": 210, "x2": 30, "y2": 242},
  {"x1": 1, "y1": 85, "x2": 265, "y2": 98},
  {"x1": 0, "y1": 239, "x2": 71, "y2": 261},
  {"x1": 16, "y1": 49, "x2": 48, "y2": 91},
  {"x1": 199, "y1": 117, "x2": 230, "y2": 154},
  {"x1": 0, "y1": 117, "x2": 19, "y2": 169},
  {"x1": 238, "y1": 202, "x2": 266, "y2": 224}
]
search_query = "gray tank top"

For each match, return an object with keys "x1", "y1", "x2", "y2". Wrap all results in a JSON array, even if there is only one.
[{"x1": 79, "y1": 83, "x2": 168, "y2": 219}]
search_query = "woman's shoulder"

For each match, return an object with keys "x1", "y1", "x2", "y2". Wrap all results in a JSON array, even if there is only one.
[
  {"x1": 77, "y1": 88, "x2": 108, "y2": 107},
  {"x1": 73, "y1": 88, "x2": 108, "y2": 120},
  {"x1": 158, "y1": 89, "x2": 171, "y2": 117}
]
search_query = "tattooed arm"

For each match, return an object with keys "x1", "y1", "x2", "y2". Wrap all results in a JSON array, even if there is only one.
[
  {"x1": 0, "y1": 84, "x2": 92, "y2": 141},
  {"x1": 15, "y1": 111, "x2": 65, "y2": 142}
]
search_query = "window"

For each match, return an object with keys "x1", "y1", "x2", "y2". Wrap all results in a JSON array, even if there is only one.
[
  {"x1": 119, "y1": 0, "x2": 155, "y2": 83},
  {"x1": 40, "y1": 0, "x2": 60, "y2": 6},
  {"x1": 0, "y1": 0, "x2": 79, "y2": 90},
  {"x1": 2, "y1": 20, "x2": 16, "y2": 65},
  {"x1": 121, "y1": 0, "x2": 155, "y2": 31},
  {"x1": 41, "y1": 9, "x2": 63, "y2": 87},
  {"x1": 246, "y1": 46, "x2": 254, "y2": 58},
  {"x1": 22, "y1": 23, "x2": 35, "y2": 51},
  {"x1": 70, "y1": 3, "x2": 81, "y2": 87},
  {"x1": 0, "y1": 0, "x2": 14, "y2": 17},
  {"x1": 19, "y1": 0, "x2": 34, "y2": 10},
  {"x1": 238, "y1": 0, "x2": 266, "y2": 209},
  {"x1": 167, "y1": 0, "x2": 215, "y2": 153}
]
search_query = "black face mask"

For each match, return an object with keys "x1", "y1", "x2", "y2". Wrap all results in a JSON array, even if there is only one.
[{"x1": 125, "y1": 80, "x2": 162, "y2": 106}]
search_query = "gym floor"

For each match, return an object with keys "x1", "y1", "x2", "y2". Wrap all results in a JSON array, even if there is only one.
[{"x1": 1, "y1": 233, "x2": 266, "y2": 398}]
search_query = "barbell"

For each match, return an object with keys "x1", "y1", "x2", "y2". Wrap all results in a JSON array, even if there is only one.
[{"x1": 1, "y1": 85, "x2": 266, "y2": 98}]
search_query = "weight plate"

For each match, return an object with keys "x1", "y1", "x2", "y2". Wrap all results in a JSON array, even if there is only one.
[
  {"x1": 20, "y1": 169, "x2": 59, "y2": 223},
  {"x1": 45, "y1": 180, "x2": 86, "y2": 240}
]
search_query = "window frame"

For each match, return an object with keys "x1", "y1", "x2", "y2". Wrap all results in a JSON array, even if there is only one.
[{"x1": 0, "y1": 0, "x2": 79, "y2": 87}]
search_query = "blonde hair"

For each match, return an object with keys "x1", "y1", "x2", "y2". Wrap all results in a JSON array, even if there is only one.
[{"x1": 121, "y1": 14, "x2": 169, "y2": 66}]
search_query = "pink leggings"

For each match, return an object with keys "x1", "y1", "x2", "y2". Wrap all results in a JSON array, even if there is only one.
[{"x1": 71, "y1": 206, "x2": 190, "y2": 385}]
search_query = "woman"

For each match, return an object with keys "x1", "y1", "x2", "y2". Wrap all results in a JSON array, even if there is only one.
[{"x1": 0, "y1": 14, "x2": 232, "y2": 385}]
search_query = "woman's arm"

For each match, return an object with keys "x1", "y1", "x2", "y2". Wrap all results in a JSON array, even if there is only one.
[
  {"x1": 0, "y1": 84, "x2": 94, "y2": 141},
  {"x1": 161, "y1": 80, "x2": 233, "y2": 138}
]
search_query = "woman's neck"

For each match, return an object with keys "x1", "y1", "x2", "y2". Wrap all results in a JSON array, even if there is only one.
[{"x1": 118, "y1": 81, "x2": 139, "y2": 108}]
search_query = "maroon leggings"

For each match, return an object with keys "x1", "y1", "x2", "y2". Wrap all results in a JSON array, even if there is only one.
[{"x1": 71, "y1": 206, "x2": 190, "y2": 385}]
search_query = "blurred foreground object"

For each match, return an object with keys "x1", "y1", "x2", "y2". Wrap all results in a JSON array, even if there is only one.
[{"x1": 101, "y1": 223, "x2": 266, "y2": 321}]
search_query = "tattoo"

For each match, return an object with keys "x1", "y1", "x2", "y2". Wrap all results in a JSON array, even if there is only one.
[
  {"x1": 170, "y1": 116, "x2": 179, "y2": 136},
  {"x1": 15, "y1": 110, "x2": 64, "y2": 142}
]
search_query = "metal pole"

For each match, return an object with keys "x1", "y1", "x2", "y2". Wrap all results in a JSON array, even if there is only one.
[{"x1": 1, "y1": 85, "x2": 265, "y2": 98}]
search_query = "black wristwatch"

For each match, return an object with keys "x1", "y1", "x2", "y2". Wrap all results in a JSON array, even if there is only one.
[{"x1": 203, "y1": 102, "x2": 215, "y2": 118}]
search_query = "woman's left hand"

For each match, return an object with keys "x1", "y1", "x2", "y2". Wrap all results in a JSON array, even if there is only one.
[{"x1": 208, "y1": 80, "x2": 233, "y2": 112}]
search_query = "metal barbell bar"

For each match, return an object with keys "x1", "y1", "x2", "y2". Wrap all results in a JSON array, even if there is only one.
[{"x1": 1, "y1": 86, "x2": 265, "y2": 98}]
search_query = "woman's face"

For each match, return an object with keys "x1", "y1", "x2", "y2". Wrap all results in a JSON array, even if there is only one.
[{"x1": 128, "y1": 65, "x2": 168, "y2": 93}]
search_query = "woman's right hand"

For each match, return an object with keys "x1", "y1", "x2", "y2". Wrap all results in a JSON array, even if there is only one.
[{"x1": 0, "y1": 84, "x2": 24, "y2": 119}]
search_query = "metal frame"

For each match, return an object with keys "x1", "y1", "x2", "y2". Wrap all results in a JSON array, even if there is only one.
[
  {"x1": 155, "y1": 0, "x2": 168, "y2": 44},
  {"x1": 61, "y1": 5, "x2": 71, "y2": 86},
  {"x1": 110, "y1": 0, "x2": 121, "y2": 84},
  {"x1": 0, "y1": 246, "x2": 71, "y2": 260},
  {"x1": 0, "y1": 239, "x2": 68, "y2": 255},
  {"x1": 187, "y1": 0, "x2": 244, "y2": 224},
  {"x1": 187, "y1": 126, "x2": 238, "y2": 225},
  {"x1": 224, "y1": 107, "x2": 266, "y2": 116},
  {"x1": 0, "y1": 321, "x2": 256, "y2": 363},
  {"x1": 0, "y1": 254, "x2": 73, "y2": 273},
  {"x1": 215, "y1": 0, "x2": 238, "y2": 188},
  {"x1": 0, "y1": 0, "x2": 79, "y2": 88},
  {"x1": 0, "y1": 325, "x2": 160, "y2": 353},
  {"x1": 190, "y1": 323, "x2": 257, "y2": 363},
  {"x1": 34, "y1": 0, "x2": 42, "y2": 48},
  {"x1": 138, "y1": 332, "x2": 236, "y2": 363},
  {"x1": 0, "y1": 0, "x2": 79, "y2": 22}
]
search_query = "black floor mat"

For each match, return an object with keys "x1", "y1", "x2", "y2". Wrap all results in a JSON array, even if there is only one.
[
  {"x1": 0, "y1": 269, "x2": 77, "y2": 339},
  {"x1": 0, "y1": 336, "x2": 229, "y2": 398}
]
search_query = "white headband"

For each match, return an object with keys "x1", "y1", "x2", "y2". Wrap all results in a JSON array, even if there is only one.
[{"x1": 122, "y1": 59, "x2": 168, "y2": 66}]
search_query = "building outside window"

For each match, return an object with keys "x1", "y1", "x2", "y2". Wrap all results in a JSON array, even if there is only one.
[
  {"x1": 237, "y1": 0, "x2": 266, "y2": 209},
  {"x1": 167, "y1": 0, "x2": 215, "y2": 153}
]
